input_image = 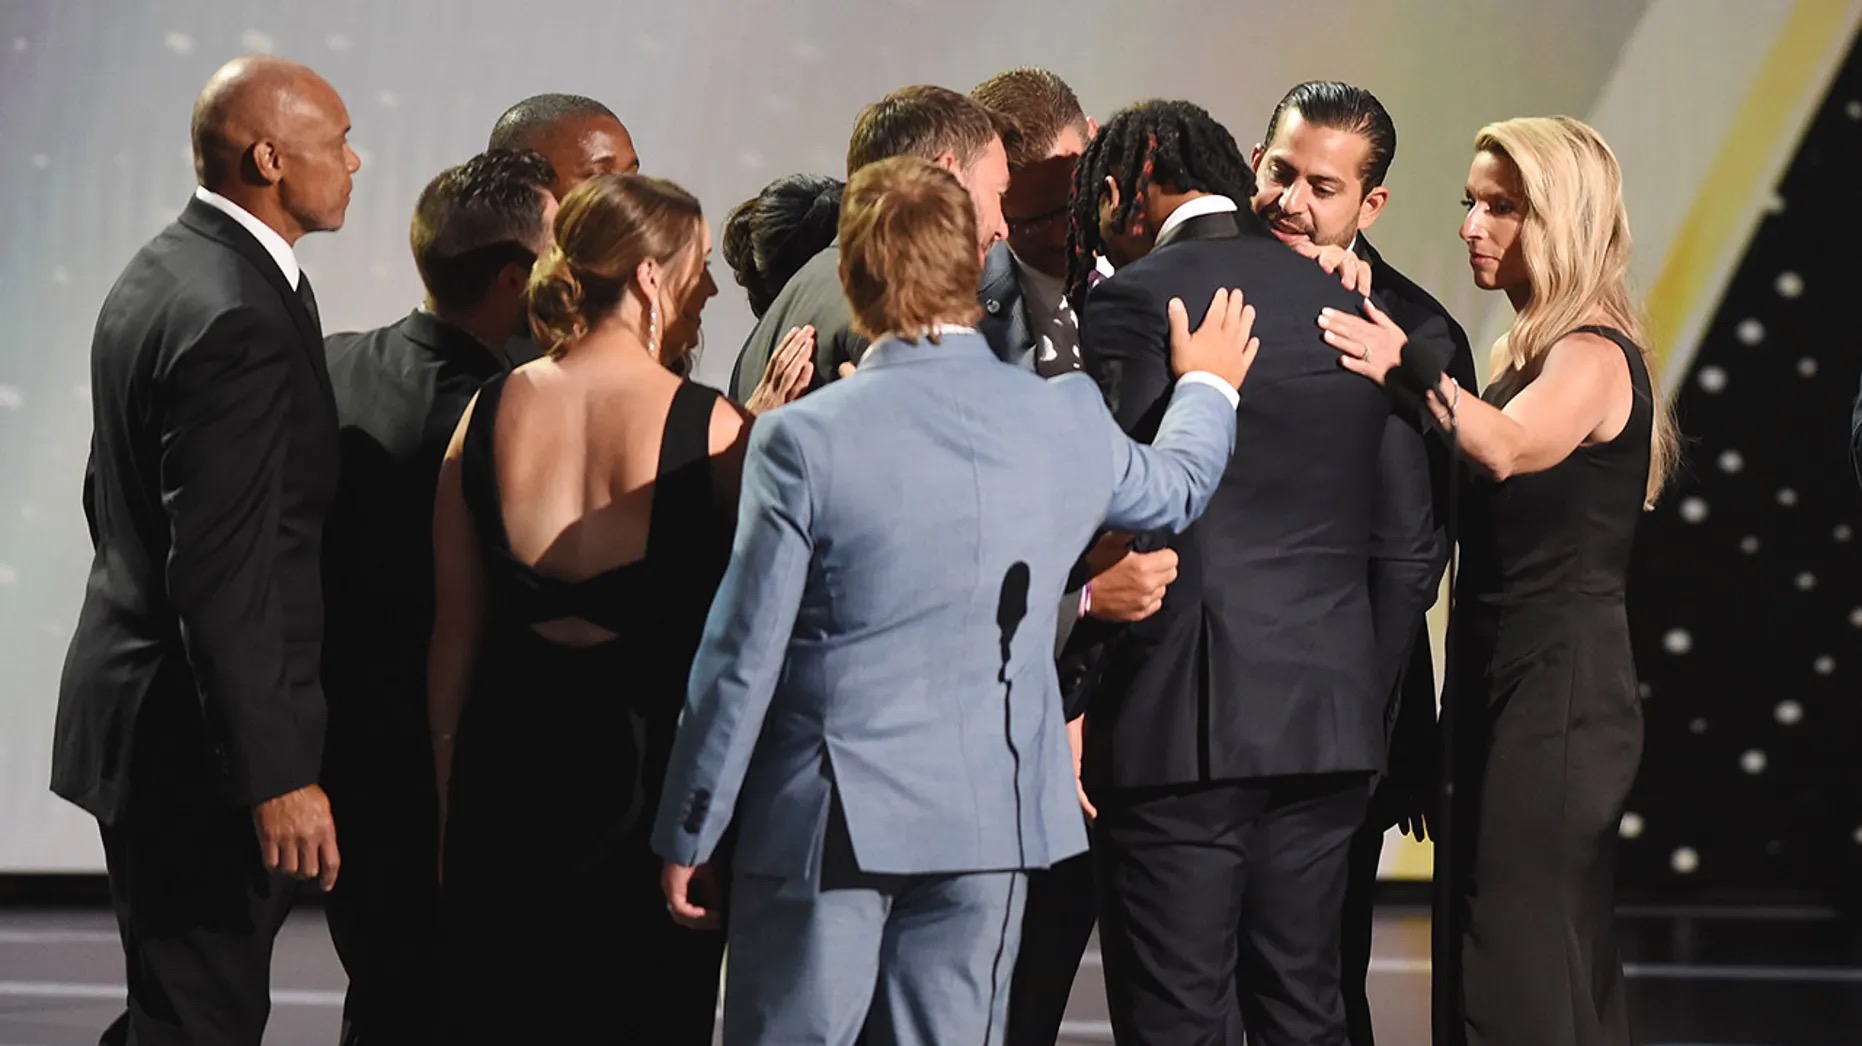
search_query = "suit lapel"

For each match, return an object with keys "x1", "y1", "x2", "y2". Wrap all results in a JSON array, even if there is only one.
[
  {"x1": 978, "y1": 243, "x2": 1036, "y2": 367},
  {"x1": 178, "y1": 197, "x2": 333, "y2": 408},
  {"x1": 1355, "y1": 235, "x2": 1411, "y2": 327}
]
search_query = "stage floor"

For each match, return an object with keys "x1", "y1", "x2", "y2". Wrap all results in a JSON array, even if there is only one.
[{"x1": 0, "y1": 904, "x2": 1856, "y2": 1043}]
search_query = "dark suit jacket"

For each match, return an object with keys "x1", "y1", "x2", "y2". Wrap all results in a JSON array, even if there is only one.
[
  {"x1": 728, "y1": 241, "x2": 1038, "y2": 402},
  {"x1": 1356, "y1": 237, "x2": 1476, "y2": 815},
  {"x1": 978, "y1": 240, "x2": 1038, "y2": 371},
  {"x1": 320, "y1": 311, "x2": 507, "y2": 798},
  {"x1": 1850, "y1": 372, "x2": 1862, "y2": 490},
  {"x1": 1077, "y1": 209, "x2": 1440, "y2": 788},
  {"x1": 53, "y1": 196, "x2": 339, "y2": 823}
]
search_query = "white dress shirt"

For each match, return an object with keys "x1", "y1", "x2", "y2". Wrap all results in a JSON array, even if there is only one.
[{"x1": 193, "y1": 186, "x2": 300, "y2": 289}]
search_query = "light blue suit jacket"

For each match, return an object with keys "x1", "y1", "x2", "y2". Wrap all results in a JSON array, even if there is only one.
[{"x1": 651, "y1": 330, "x2": 1236, "y2": 878}]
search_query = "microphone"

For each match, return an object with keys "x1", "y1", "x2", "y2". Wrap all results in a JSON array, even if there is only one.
[
  {"x1": 986, "y1": 559, "x2": 1033, "y2": 1046},
  {"x1": 997, "y1": 561, "x2": 1031, "y2": 666},
  {"x1": 1392, "y1": 336, "x2": 1452, "y2": 399}
]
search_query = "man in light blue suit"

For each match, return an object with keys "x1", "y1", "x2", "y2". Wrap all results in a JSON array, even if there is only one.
[{"x1": 652, "y1": 156, "x2": 1260, "y2": 1046}]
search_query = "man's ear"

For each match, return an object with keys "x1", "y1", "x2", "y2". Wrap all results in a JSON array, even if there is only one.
[
  {"x1": 1357, "y1": 185, "x2": 1390, "y2": 233},
  {"x1": 500, "y1": 259, "x2": 531, "y2": 293},
  {"x1": 249, "y1": 140, "x2": 285, "y2": 186}
]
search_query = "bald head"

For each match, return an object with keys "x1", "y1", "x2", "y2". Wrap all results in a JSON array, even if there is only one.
[
  {"x1": 191, "y1": 55, "x2": 360, "y2": 241},
  {"x1": 488, "y1": 93, "x2": 636, "y2": 200}
]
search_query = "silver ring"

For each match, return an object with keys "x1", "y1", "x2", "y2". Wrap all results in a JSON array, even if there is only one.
[{"x1": 1358, "y1": 344, "x2": 1370, "y2": 360}]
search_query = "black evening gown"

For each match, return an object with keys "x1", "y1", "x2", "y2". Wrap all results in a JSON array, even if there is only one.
[
  {"x1": 1441, "y1": 326, "x2": 1652, "y2": 1046},
  {"x1": 440, "y1": 372, "x2": 731, "y2": 1043}
]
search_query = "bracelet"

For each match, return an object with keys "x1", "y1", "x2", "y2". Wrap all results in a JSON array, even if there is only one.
[{"x1": 1080, "y1": 583, "x2": 1092, "y2": 616}]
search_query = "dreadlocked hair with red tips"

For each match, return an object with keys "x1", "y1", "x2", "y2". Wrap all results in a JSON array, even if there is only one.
[{"x1": 1064, "y1": 99, "x2": 1259, "y2": 306}]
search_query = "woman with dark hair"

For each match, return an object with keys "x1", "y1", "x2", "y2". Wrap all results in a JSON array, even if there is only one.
[
  {"x1": 722, "y1": 171, "x2": 845, "y2": 318},
  {"x1": 427, "y1": 173, "x2": 791, "y2": 1042}
]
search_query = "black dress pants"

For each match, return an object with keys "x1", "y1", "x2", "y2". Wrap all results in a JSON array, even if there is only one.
[
  {"x1": 1096, "y1": 773, "x2": 1371, "y2": 1046},
  {"x1": 323, "y1": 740, "x2": 442, "y2": 1046},
  {"x1": 1005, "y1": 843, "x2": 1099, "y2": 1045},
  {"x1": 98, "y1": 808, "x2": 296, "y2": 1046},
  {"x1": 1338, "y1": 782, "x2": 1396, "y2": 1046}
]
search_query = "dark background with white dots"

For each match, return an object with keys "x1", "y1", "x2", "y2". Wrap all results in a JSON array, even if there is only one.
[{"x1": 1622, "y1": 26, "x2": 1862, "y2": 903}]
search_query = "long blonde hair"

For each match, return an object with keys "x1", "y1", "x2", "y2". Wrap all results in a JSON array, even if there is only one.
[{"x1": 1475, "y1": 116, "x2": 1677, "y2": 505}]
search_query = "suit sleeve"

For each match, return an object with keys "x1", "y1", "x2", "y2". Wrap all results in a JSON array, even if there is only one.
[
  {"x1": 1851, "y1": 370, "x2": 1862, "y2": 491},
  {"x1": 1080, "y1": 277, "x2": 1173, "y2": 437},
  {"x1": 1081, "y1": 376, "x2": 1236, "y2": 534},
  {"x1": 824, "y1": 323, "x2": 871, "y2": 388},
  {"x1": 160, "y1": 306, "x2": 324, "y2": 806},
  {"x1": 81, "y1": 449, "x2": 99, "y2": 548},
  {"x1": 652, "y1": 412, "x2": 815, "y2": 866},
  {"x1": 1367, "y1": 412, "x2": 1443, "y2": 701},
  {"x1": 1383, "y1": 309, "x2": 1456, "y2": 420}
]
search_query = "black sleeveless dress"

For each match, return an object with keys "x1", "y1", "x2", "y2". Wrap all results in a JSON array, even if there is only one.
[
  {"x1": 439, "y1": 373, "x2": 731, "y2": 1043},
  {"x1": 1442, "y1": 327, "x2": 1651, "y2": 1046}
]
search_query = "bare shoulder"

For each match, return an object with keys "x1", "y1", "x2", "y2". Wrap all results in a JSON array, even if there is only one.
[
  {"x1": 1543, "y1": 329, "x2": 1631, "y2": 383},
  {"x1": 707, "y1": 391, "x2": 751, "y2": 457}
]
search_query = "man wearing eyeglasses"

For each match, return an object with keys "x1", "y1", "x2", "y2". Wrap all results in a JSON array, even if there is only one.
[
  {"x1": 973, "y1": 69, "x2": 1101, "y2": 379},
  {"x1": 972, "y1": 68, "x2": 1172, "y2": 1046}
]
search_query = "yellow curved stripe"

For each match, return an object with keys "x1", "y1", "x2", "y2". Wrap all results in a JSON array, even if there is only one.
[{"x1": 1643, "y1": 0, "x2": 1857, "y2": 378}]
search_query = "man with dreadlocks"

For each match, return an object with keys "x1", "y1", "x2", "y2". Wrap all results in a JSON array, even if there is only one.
[{"x1": 1065, "y1": 99, "x2": 1441, "y2": 1046}]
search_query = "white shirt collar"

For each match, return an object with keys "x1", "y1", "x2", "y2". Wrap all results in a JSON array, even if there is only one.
[
  {"x1": 193, "y1": 186, "x2": 300, "y2": 289},
  {"x1": 1095, "y1": 254, "x2": 1116, "y2": 278},
  {"x1": 1154, "y1": 194, "x2": 1239, "y2": 244}
]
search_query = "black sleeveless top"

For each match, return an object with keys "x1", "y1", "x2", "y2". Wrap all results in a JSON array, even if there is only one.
[
  {"x1": 460, "y1": 372, "x2": 732, "y2": 657},
  {"x1": 1456, "y1": 325, "x2": 1655, "y2": 614},
  {"x1": 443, "y1": 372, "x2": 732, "y2": 893}
]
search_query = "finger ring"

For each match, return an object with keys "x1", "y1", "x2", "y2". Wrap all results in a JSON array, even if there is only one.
[{"x1": 1358, "y1": 344, "x2": 1370, "y2": 360}]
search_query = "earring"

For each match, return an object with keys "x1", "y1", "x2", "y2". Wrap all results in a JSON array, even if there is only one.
[{"x1": 647, "y1": 303, "x2": 660, "y2": 361}]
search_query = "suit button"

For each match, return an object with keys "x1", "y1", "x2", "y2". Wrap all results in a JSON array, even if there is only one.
[
  {"x1": 683, "y1": 789, "x2": 711, "y2": 834},
  {"x1": 985, "y1": 300, "x2": 1002, "y2": 314}
]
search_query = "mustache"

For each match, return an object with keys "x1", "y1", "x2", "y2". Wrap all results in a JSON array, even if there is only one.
[{"x1": 1259, "y1": 203, "x2": 1311, "y2": 234}]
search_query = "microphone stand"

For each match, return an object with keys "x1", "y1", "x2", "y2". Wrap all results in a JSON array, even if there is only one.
[{"x1": 1422, "y1": 379, "x2": 1460, "y2": 1046}]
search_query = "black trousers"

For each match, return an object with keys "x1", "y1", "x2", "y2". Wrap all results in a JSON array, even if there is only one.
[
  {"x1": 1338, "y1": 787, "x2": 1393, "y2": 1046},
  {"x1": 322, "y1": 743, "x2": 441, "y2": 1046},
  {"x1": 1005, "y1": 845, "x2": 1099, "y2": 1045},
  {"x1": 98, "y1": 809, "x2": 297, "y2": 1046},
  {"x1": 1096, "y1": 774, "x2": 1371, "y2": 1046}
]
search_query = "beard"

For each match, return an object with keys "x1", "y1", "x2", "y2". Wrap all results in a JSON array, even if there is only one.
[{"x1": 1258, "y1": 202, "x2": 1352, "y2": 249}]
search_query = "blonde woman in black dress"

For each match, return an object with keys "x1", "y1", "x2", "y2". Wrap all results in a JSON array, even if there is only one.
[{"x1": 1319, "y1": 115, "x2": 1677, "y2": 1045}]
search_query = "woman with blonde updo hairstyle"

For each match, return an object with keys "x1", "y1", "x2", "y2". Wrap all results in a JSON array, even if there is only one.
[
  {"x1": 1321, "y1": 117, "x2": 1671, "y2": 1046},
  {"x1": 425, "y1": 173, "x2": 784, "y2": 1042}
]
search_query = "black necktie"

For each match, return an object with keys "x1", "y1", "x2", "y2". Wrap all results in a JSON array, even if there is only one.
[{"x1": 296, "y1": 271, "x2": 321, "y2": 333}]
